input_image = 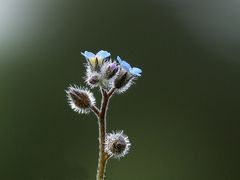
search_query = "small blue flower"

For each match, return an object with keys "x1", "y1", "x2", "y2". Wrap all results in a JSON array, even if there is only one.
[
  {"x1": 116, "y1": 56, "x2": 142, "y2": 77},
  {"x1": 81, "y1": 50, "x2": 111, "y2": 70},
  {"x1": 81, "y1": 50, "x2": 111, "y2": 61},
  {"x1": 96, "y1": 50, "x2": 111, "y2": 60}
]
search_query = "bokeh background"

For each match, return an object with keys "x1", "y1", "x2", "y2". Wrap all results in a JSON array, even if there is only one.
[{"x1": 0, "y1": 0, "x2": 240, "y2": 179}]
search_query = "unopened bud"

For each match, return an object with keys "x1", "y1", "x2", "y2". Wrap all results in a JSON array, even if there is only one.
[
  {"x1": 114, "y1": 69, "x2": 134, "y2": 93},
  {"x1": 105, "y1": 63, "x2": 119, "y2": 79},
  {"x1": 66, "y1": 85, "x2": 95, "y2": 114},
  {"x1": 105, "y1": 130, "x2": 131, "y2": 159},
  {"x1": 85, "y1": 73, "x2": 100, "y2": 88}
]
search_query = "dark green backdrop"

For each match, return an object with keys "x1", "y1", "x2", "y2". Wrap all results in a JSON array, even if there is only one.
[{"x1": 0, "y1": 0, "x2": 239, "y2": 179}]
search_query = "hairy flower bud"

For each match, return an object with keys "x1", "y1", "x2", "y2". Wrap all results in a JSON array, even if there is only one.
[
  {"x1": 105, "y1": 130, "x2": 131, "y2": 159},
  {"x1": 99, "y1": 61, "x2": 118, "y2": 80},
  {"x1": 105, "y1": 63, "x2": 119, "y2": 79},
  {"x1": 114, "y1": 69, "x2": 134, "y2": 93},
  {"x1": 66, "y1": 85, "x2": 96, "y2": 114},
  {"x1": 85, "y1": 72, "x2": 101, "y2": 88},
  {"x1": 89, "y1": 75, "x2": 99, "y2": 84}
]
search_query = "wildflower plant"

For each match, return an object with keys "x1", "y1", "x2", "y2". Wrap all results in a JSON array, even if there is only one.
[{"x1": 66, "y1": 50, "x2": 142, "y2": 180}]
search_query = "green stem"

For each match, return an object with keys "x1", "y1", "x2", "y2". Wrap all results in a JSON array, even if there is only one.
[{"x1": 96, "y1": 88, "x2": 115, "y2": 180}]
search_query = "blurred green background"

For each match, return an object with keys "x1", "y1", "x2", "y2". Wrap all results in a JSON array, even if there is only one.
[{"x1": 0, "y1": 0, "x2": 240, "y2": 179}]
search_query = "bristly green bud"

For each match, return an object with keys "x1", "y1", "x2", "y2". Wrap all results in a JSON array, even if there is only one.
[
  {"x1": 105, "y1": 130, "x2": 131, "y2": 159},
  {"x1": 104, "y1": 62, "x2": 119, "y2": 80},
  {"x1": 66, "y1": 85, "x2": 96, "y2": 114},
  {"x1": 114, "y1": 68, "x2": 134, "y2": 93},
  {"x1": 85, "y1": 72, "x2": 101, "y2": 88}
]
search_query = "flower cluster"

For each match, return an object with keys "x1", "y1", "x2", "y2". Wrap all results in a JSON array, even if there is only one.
[
  {"x1": 81, "y1": 50, "x2": 142, "y2": 93},
  {"x1": 66, "y1": 50, "x2": 142, "y2": 115}
]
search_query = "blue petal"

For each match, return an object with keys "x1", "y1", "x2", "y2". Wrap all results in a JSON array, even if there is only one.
[
  {"x1": 81, "y1": 51, "x2": 95, "y2": 59},
  {"x1": 130, "y1": 67, "x2": 142, "y2": 76},
  {"x1": 121, "y1": 60, "x2": 131, "y2": 71},
  {"x1": 132, "y1": 67, "x2": 142, "y2": 74},
  {"x1": 116, "y1": 56, "x2": 123, "y2": 64},
  {"x1": 96, "y1": 50, "x2": 111, "y2": 59},
  {"x1": 117, "y1": 56, "x2": 131, "y2": 71}
]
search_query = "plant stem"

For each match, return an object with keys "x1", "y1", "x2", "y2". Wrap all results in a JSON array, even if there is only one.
[{"x1": 96, "y1": 88, "x2": 115, "y2": 180}]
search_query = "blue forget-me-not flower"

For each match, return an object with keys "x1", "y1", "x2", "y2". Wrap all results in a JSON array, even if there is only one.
[
  {"x1": 116, "y1": 56, "x2": 142, "y2": 77},
  {"x1": 81, "y1": 50, "x2": 111, "y2": 70}
]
